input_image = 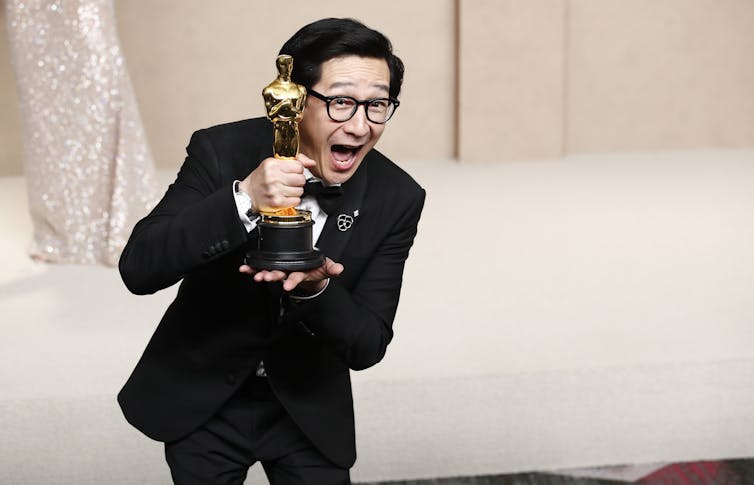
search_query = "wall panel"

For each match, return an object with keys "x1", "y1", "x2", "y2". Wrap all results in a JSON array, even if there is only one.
[
  {"x1": 4, "y1": 1, "x2": 754, "y2": 175},
  {"x1": 115, "y1": 0, "x2": 455, "y2": 170},
  {"x1": 459, "y1": 0, "x2": 566, "y2": 162},
  {"x1": 567, "y1": 0, "x2": 754, "y2": 153}
]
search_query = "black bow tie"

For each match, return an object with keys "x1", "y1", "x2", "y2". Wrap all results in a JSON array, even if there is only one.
[{"x1": 303, "y1": 180, "x2": 343, "y2": 214}]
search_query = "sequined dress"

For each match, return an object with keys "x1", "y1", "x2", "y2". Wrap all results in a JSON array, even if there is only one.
[{"x1": 6, "y1": 0, "x2": 157, "y2": 266}]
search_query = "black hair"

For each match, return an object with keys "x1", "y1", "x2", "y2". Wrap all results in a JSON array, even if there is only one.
[{"x1": 279, "y1": 18, "x2": 404, "y2": 99}]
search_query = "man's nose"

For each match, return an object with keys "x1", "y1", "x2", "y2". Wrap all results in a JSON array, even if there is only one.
[{"x1": 342, "y1": 107, "x2": 370, "y2": 137}]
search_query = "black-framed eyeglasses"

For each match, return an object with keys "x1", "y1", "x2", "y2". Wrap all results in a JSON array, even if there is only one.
[{"x1": 308, "y1": 89, "x2": 400, "y2": 124}]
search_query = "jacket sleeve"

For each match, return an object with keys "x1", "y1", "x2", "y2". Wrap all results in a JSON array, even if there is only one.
[
  {"x1": 282, "y1": 187, "x2": 426, "y2": 370},
  {"x1": 119, "y1": 129, "x2": 249, "y2": 295}
]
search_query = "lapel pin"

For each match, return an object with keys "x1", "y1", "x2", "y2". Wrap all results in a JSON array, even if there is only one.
[{"x1": 337, "y1": 214, "x2": 354, "y2": 232}]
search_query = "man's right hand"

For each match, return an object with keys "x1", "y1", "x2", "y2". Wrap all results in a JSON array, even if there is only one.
[{"x1": 239, "y1": 154, "x2": 316, "y2": 213}]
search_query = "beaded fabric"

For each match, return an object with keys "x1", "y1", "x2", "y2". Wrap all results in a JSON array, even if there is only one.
[{"x1": 6, "y1": 0, "x2": 157, "y2": 266}]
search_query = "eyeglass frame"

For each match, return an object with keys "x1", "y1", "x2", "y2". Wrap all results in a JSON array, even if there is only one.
[{"x1": 307, "y1": 89, "x2": 400, "y2": 124}]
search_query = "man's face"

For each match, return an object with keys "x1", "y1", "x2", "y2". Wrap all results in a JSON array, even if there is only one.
[{"x1": 299, "y1": 56, "x2": 391, "y2": 185}]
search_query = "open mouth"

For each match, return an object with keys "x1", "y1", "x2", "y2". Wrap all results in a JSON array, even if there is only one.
[{"x1": 331, "y1": 144, "x2": 363, "y2": 169}]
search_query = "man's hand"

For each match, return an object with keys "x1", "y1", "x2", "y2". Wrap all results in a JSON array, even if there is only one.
[
  {"x1": 239, "y1": 153, "x2": 318, "y2": 212},
  {"x1": 239, "y1": 257, "x2": 344, "y2": 293}
]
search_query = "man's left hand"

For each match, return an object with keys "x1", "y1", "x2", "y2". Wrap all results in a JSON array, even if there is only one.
[{"x1": 239, "y1": 257, "x2": 344, "y2": 294}]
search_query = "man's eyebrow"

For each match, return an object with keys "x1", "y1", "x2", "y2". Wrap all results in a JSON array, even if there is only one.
[
  {"x1": 372, "y1": 83, "x2": 390, "y2": 93},
  {"x1": 327, "y1": 81, "x2": 390, "y2": 94}
]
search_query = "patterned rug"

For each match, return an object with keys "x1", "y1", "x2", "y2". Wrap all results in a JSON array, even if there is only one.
[{"x1": 357, "y1": 459, "x2": 754, "y2": 484}]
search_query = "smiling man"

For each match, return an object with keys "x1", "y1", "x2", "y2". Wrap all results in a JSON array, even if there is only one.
[{"x1": 117, "y1": 18, "x2": 425, "y2": 485}]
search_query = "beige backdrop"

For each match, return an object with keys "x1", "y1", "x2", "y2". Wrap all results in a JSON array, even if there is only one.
[{"x1": 1, "y1": 0, "x2": 753, "y2": 175}]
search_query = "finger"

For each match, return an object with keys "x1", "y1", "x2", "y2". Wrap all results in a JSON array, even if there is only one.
[
  {"x1": 280, "y1": 172, "x2": 307, "y2": 188},
  {"x1": 279, "y1": 186, "x2": 304, "y2": 198},
  {"x1": 282, "y1": 272, "x2": 306, "y2": 292},
  {"x1": 322, "y1": 258, "x2": 344, "y2": 277},
  {"x1": 326, "y1": 262, "x2": 344, "y2": 277},
  {"x1": 252, "y1": 270, "x2": 286, "y2": 282},
  {"x1": 239, "y1": 264, "x2": 255, "y2": 274},
  {"x1": 259, "y1": 187, "x2": 302, "y2": 210},
  {"x1": 297, "y1": 153, "x2": 317, "y2": 169},
  {"x1": 264, "y1": 270, "x2": 288, "y2": 282},
  {"x1": 278, "y1": 158, "x2": 305, "y2": 174}
]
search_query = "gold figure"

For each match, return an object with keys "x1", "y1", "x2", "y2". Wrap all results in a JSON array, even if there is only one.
[
  {"x1": 263, "y1": 55, "x2": 307, "y2": 160},
  {"x1": 262, "y1": 55, "x2": 308, "y2": 217}
]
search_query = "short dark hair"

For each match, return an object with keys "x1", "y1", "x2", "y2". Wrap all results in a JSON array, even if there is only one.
[{"x1": 279, "y1": 18, "x2": 405, "y2": 99}]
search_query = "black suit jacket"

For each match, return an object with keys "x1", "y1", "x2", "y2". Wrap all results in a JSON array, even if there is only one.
[{"x1": 117, "y1": 117, "x2": 425, "y2": 467}]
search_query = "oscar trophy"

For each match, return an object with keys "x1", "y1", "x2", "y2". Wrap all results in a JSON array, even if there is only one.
[{"x1": 245, "y1": 55, "x2": 325, "y2": 271}]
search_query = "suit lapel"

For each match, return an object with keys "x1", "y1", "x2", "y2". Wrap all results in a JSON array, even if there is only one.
[{"x1": 316, "y1": 157, "x2": 368, "y2": 261}]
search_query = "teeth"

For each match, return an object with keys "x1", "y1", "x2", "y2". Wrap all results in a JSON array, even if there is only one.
[{"x1": 332, "y1": 144, "x2": 360, "y2": 163}]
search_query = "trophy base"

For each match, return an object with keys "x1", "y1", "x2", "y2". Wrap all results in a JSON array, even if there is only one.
[
  {"x1": 245, "y1": 249, "x2": 325, "y2": 272},
  {"x1": 244, "y1": 209, "x2": 324, "y2": 271}
]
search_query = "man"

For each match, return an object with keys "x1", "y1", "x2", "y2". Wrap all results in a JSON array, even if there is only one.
[{"x1": 118, "y1": 18, "x2": 425, "y2": 485}]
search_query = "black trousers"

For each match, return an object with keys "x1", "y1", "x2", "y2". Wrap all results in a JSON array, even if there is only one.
[{"x1": 164, "y1": 376, "x2": 350, "y2": 485}]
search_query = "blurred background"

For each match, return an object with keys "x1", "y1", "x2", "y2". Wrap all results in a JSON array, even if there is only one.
[{"x1": 2, "y1": 0, "x2": 751, "y2": 174}]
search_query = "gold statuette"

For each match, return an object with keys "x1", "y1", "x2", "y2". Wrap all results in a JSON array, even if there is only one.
[
  {"x1": 263, "y1": 54, "x2": 307, "y2": 160},
  {"x1": 262, "y1": 54, "x2": 307, "y2": 216},
  {"x1": 245, "y1": 55, "x2": 324, "y2": 271}
]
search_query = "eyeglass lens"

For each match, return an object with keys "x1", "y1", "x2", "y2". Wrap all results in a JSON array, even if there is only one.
[{"x1": 327, "y1": 97, "x2": 396, "y2": 123}]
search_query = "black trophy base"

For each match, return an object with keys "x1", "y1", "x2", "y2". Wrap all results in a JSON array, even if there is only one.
[
  {"x1": 245, "y1": 249, "x2": 325, "y2": 272},
  {"x1": 245, "y1": 211, "x2": 324, "y2": 271}
]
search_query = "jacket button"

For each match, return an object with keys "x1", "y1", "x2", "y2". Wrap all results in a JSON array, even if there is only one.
[{"x1": 225, "y1": 372, "x2": 237, "y2": 385}]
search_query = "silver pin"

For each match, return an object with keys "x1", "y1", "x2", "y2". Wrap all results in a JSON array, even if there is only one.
[{"x1": 337, "y1": 214, "x2": 354, "y2": 232}]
